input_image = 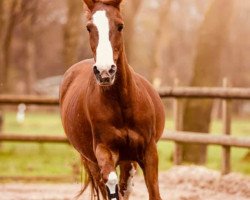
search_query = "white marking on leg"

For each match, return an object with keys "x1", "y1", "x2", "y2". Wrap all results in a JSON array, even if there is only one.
[
  {"x1": 93, "y1": 11, "x2": 115, "y2": 72},
  {"x1": 106, "y1": 171, "x2": 118, "y2": 200},
  {"x1": 125, "y1": 163, "x2": 136, "y2": 197}
]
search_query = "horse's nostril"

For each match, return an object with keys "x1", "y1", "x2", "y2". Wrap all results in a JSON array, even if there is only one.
[
  {"x1": 93, "y1": 66, "x2": 100, "y2": 76},
  {"x1": 109, "y1": 65, "x2": 117, "y2": 75},
  {"x1": 102, "y1": 77, "x2": 110, "y2": 83}
]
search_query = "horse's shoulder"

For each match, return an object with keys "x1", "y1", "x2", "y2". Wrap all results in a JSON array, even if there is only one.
[
  {"x1": 66, "y1": 59, "x2": 94, "y2": 75},
  {"x1": 59, "y1": 59, "x2": 94, "y2": 102},
  {"x1": 133, "y1": 72, "x2": 158, "y2": 95}
]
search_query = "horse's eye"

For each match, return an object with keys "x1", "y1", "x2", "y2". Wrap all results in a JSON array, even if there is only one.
[{"x1": 117, "y1": 24, "x2": 124, "y2": 32}]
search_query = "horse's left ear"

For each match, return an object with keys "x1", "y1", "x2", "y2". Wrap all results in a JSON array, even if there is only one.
[
  {"x1": 115, "y1": 0, "x2": 123, "y2": 5},
  {"x1": 83, "y1": 0, "x2": 95, "y2": 10},
  {"x1": 112, "y1": 0, "x2": 123, "y2": 8}
]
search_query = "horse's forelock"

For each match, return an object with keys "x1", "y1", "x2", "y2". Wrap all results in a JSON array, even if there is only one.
[
  {"x1": 95, "y1": 0, "x2": 123, "y2": 7},
  {"x1": 83, "y1": 0, "x2": 122, "y2": 12}
]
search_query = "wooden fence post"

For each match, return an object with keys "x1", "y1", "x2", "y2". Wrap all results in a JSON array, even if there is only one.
[
  {"x1": 173, "y1": 79, "x2": 182, "y2": 165},
  {"x1": 221, "y1": 78, "x2": 232, "y2": 174},
  {"x1": 0, "y1": 110, "x2": 3, "y2": 148}
]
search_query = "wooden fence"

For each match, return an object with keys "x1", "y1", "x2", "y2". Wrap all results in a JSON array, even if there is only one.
[{"x1": 1, "y1": 85, "x2": 250, "y2": 176}]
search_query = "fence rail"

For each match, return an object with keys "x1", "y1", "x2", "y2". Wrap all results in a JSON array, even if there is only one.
[
  {"x1": 163, "y1": 132, "x2": 250, "y2": 148},
  {"x1": 1, "y1": 87, "x2": 250, "y2": 106},
  {"x1": 0, "y1": 86, "x2": 250, "y2": 177},
  {"x1": 158, "y1": 87, "x2": 250, "y2": 99},
  {"x1": 0, "y1": 134, "x2": 68, "y2": 143},
  {"x1": 1, "y1": 132, "x2": 250, "y2": 148},
  {"x1": 0, "y1": 95, "x2": 58, "y2": 105}
]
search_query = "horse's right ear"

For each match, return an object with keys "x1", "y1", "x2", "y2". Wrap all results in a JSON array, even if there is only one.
[{"x1": 83, "y1": 0, "x2": 95, "y2": 10}]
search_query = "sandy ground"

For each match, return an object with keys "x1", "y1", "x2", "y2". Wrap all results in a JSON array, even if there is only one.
[{"x1": 0, "y1": 166, "x2": 250, "y2": 200}]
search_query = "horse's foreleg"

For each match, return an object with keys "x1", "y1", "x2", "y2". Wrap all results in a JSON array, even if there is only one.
[
  {"x1": 141, "y1": 141, "x2": 162, "y2": 200},
  {"x1": 95, "y1": 144, "x2": 120, "y2": 200},
  {"x1": 119, "y1": 162, "x2": 137, "y2": 200}
]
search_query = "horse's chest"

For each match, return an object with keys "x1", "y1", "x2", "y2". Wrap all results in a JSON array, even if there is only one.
[
  {"x1": 88, "y1": 93, "x2": 155, "y2": 150},
  {"x1": 91, "y1": 97, "x2": 153, "y2": 124},
  {"x1": 94, "y1": 105, "x2": 153, "y2": 147}
]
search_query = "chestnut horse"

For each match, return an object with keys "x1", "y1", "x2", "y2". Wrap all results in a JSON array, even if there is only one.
[{"x1": 60, "y1": 0, "x2": 165, "y2": 199}]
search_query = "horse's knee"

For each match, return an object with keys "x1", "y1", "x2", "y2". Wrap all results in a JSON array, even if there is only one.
[
  {"x1": 100, "y1": 164, "x2": 115, "y2": 181},
  {"x1": 95, "y1": 144, "x2": 120, "y2": 199}
]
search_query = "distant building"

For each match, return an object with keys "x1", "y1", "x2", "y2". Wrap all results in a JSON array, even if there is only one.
[{"x1": 33, "y1": 76, "x2": 62, "y2": 97}]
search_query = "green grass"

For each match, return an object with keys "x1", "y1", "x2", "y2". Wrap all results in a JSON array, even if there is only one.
[
  {"x1": 0, "y1": 143, "x2": 78, "y2": 177},
  {"x1": 0, "y1": 110, "x2": 249, "y2": 180},
  {"x1": 0, "y1": 110, "x2": 79, "y2": 178},
  {"x1": 158, "y1": 117, "x2": 250, "y2": 173},
  {"x1": 3, "y1": 111, "x2": 64, "y2": 135}
]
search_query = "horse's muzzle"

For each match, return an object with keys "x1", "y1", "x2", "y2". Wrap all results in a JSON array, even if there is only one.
[
  {"x1": 98, "y1": 74, "x2": 115, "y2": 86},
  {"x1": 93, "y1": 65, "x2": 116, "y2": 86}
]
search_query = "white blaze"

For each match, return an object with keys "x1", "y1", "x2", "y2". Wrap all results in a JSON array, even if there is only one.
[
  {"x1": 126, "y1": 164, "x2": 136, "y2": 194},
  {"x1": 93, "y1": 11, "x2": 114, "y2": 71}
]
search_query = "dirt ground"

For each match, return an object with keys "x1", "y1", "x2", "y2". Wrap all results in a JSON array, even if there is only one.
[{"x1": 1, "y1": 166, "x2": 250, "y2": 200}]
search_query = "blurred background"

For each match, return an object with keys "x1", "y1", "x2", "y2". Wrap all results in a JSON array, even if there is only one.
[
  {"x1": 0, "y1": 0, "x2": 250, "y2": 180},
  {"x1": 1, "y1": 0, "x2": 250, "y2": 94}
]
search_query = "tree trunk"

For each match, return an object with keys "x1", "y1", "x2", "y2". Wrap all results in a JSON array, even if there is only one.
[
  {"x1": 182, "y1": 0, "x2": 234, "y2": 164},
  {"x1": 0, "y1": 0, "x2": 20, "y2": 146},
  {"x1": 151, "y1": 0, "x2": 172, "y2": 87},
  {"x1": 0, "y1": 0, "x2": 5, "y2": 144},
  {"x1": 122, "y1": 0, "x2": 143, "y2": 62},
  {"x1": 63, "y1": 0, "x2": 82, "y2": 70},
  {"x1": 23, "y1": 0, "x2": 38, "y2": 94},
  {"x1": 0, "y1": 0, "x2": 4, "y2": 94},
  {"x1": 1, "y1": 0, "x2": 20, "y2": 92}
]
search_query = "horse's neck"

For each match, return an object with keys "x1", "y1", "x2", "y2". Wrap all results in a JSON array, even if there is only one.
[
  {"x1": 101, "y1": 48, "x2": 135, "y2": 105},
  {"x1": 116, "y1": 50, "x2": 132, "y2": 92}
]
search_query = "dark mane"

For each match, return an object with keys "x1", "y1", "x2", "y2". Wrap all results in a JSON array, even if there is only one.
[
  {"x1": 92, "y1": 0, "x2": 121, "y2": 9},
  {"x1": 84, "y1": 0, "x2": 120, "y2": 19}
]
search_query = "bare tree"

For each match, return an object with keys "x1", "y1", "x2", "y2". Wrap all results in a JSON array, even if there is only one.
[
  {"x1": 0, "y1": 0, "x2": 3, "y2": 134},
  {"x1": 151, "y1": 0, "x2": 172, "y2": 87},
  {"x1": 0, "y1": 0, "x2": 21, "y2": 144},
  {"x1": 63, "y1": 0, "x2": 82, "y2": 70},
  {"x1": 181, "y1": 0, "x2": 234, "y2": 164},
  {"x1": 0, "y1": 0, "x2": 21, "y2": 92},
  {"x1": 0, "y1": 0, "x2": 4, "y2": 94},
  {"x1": 122, "y1": 0, "x2": 143, "y2": 62},
  {"x1": 21, "y1": 0, "x2": 39, "y2": 94}
]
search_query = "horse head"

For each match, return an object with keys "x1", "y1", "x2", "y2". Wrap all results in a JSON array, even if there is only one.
[{"x1": 83, "y1": 0, "x2": 124, "y2": 86}]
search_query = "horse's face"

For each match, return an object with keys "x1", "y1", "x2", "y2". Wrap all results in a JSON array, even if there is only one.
[{"x1": 84, "y1": 0, "x2": 124, "y2": 86}]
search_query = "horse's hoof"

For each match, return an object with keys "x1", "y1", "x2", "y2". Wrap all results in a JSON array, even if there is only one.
[{"x1": 106, "y1": 184, "x2": 119, "y2": 200}]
